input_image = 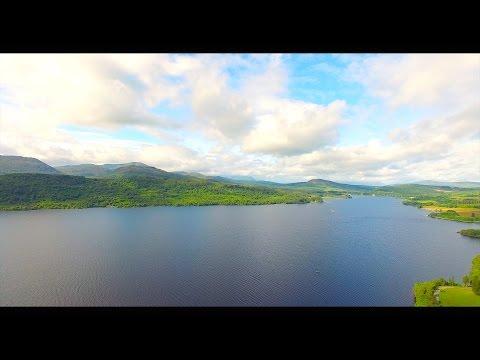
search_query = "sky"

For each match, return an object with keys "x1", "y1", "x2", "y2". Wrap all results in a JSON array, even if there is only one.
[{"x1": 0, "y1": 53, "x2": 478, "y2": 184}]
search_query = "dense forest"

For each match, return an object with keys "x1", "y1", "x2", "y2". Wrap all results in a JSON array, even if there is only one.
[{"x1": 0, "y1": 173, "x2": 321, "y2": 210}]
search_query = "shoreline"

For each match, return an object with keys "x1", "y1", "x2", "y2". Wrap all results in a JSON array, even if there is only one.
[
  {"x1": 0, "y1": 199, "x2": 325, "y2": 213},
  {"x1": 403, "y1": 203, "x2": 480, "y2": 224}
]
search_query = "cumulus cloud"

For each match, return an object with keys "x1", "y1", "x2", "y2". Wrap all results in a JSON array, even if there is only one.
[
  {"x1": 347, "y1": 54, "x2": 480, "y2": 109},
  {"x1": 184, "y1": 54, "x2": 288, "y2": 140},
  {"x1": 275, "y1": 104, "x2": 480, "y2": 183},
  {"x1": 188, "y1": 67, "x2": 255, "y2": 139},
  {"x1": 0, "y1": 54, "x2": 190, "y2": 130},
  {"x1": 0, "y1": 122, "x2": 207, "y2": 172},
  {"x1": 0, "y1": 53, "x2": 478, "y2": 184},
  {"x1": 242, "y1": 99, "x2": 346, "y2": 155}
]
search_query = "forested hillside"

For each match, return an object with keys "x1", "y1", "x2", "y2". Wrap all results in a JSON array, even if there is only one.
[{"x1": 0, "y1": 173, "x2": 321, "y2": 210}]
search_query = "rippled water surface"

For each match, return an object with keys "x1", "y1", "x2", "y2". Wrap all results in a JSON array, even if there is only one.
[{"x1": 1, "y1": 196, "x2": 479, "y2": 306}]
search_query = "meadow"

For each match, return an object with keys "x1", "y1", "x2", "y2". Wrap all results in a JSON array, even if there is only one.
[
  {"x1": 438, "y1": 286, "x2": 480, "y2": 306},
  {"x1": 414, "y1": 254, "x2": 480, "y2": 306}
]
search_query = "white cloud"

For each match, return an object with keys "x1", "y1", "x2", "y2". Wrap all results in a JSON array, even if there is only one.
[
  {"x1": 242, "y1": 99, "x2": 346, "y2": 155},
  {"x1": 239, "y1": 54, "x2": 288, "y2": 100},
  {"x1": 0, "y1": 54, "x2": 182, "y2": 130},
  {"x1": 0, "y1": 122, "x2": 207, "y2": 172},
  {"x1": 347, "y1": 54, "x2": 480, "y2": 109},
  {"x1": 184, "y1": 54, "x2": 288, "y2": 140},
  {"x1": 0, "y1": 54, "x2": 478, "y2": 184},
  {"x1": 188, "y1": 66, "x2": 255, "y2": 139},
  {"x1": 274, "y1": 104, "x2": 480, "y2": 183}
]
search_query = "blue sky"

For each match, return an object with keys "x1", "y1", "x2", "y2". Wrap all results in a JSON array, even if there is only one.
[{"x1": 0, "y1": 54, "x2": 478, "y2": 184}]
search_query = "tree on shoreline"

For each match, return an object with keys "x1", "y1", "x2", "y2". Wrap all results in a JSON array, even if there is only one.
[{"x1": 471, "y1": 255, "x2": 480, "y2": 295}]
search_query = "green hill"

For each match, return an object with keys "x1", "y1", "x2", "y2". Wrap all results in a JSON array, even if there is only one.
[
  {"x1": 304, "y1": 178, "x2": 373, "y2": 191},
  {"x1": 374, "y1": 184, "x2": 461, "y2": 196},
  {"x1": 55, "y1": 164, "x2": 111, "y2": 177},
  {"x1": 56, "y1": 162, "x2": 157, "y2": 177},
  {"x1": 108, "y1": 164, "x2": 182, "y2": 179},
  {"x1": 282, "y1": 178, "x2": 374, "y2": 196},
  {"x1": 415, "y1": 180, "x2": 480, "y2": 188},
  {"x1": 0, "y1": 172, "x2": 321, "y2": 210},
  {"x1": 0, "y1": 155, "x2": 60, "y2": 175},
  {"x1": 173, "y1": 171, "x2": 250, "y2": 184},
  {"x1": 174, "y1": 171, "x2": 210, "y2": 179}
]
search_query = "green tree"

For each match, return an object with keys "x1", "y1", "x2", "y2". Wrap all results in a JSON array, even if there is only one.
[{"x1": 470, "y1": 255, "x2": 480, "y2": 295}]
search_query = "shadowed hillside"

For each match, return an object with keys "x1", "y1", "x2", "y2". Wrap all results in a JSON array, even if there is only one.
[{"x1": 0, "y1": 155, "x2": 60, "y2": 175}]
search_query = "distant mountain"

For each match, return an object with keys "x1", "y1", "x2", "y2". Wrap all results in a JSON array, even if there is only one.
[
  {"x1": 287, "y1": 178, "x2": 374, "y2": 193},
  {"x1": 173, "y1": 171, "x2": 240, "y2": 183},
  {"x1": 413, "y1": 180, "x2": 480, "y2": 188},
  {"x1": 5, "y1": 154, "x2": 480, "y2": 192},
  {"x1": 0, "y1": 155, "x2": 60, "y2": 175},
  {"x1": 174, "y1": 171, "x2": 286, "y2": 187},
  {"x1": 307, "y1": 178, "x2": 373, "y2": 190},
  {"x1": 2, "y1": 154, "x2": 478, "y2": 212},
  {"x1": 173, "y1": 171, "x2": 215, "y2": 179},
  {"x1": 102, "y1": 162, "x2": 150, "y2": 171},
  {"x1": 174, "y1": 171, "x2": 205, "y2": 177},
  {"x1": 238, "y1": 179, "x2": 283, "y2": 187},
  {"x1": 56, "y1": 162, "x2": 169, "y2": 178},
  {"x1": 228, "y1": 175, "x2": 257, "y2": 182},
  {"x1": 109, "y1": 164, "x2": 183, "y2": 179},
  {"x1": 55, "y1": 164, "x2": 111, "y2": 177},
  {"x1": 177, "y1": 173, "x2": 377, "y2": 190}
]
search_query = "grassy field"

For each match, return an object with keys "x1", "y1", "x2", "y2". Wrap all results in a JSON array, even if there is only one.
[
  {"x1": 428, "y1": 209, "x2": 480, "y2": 223},
  {"x1": 413, "y1": 254, "x2": 480, "y2": 306},
  {"x1": 423, "y1": 206, "x2": 480, "y2": 217},
  {"x1": 438, "y1": 286, "x2": 480, "y2": 306},
  {"x1": 375, "y1": 184, "x2": 480, "y2": 223},
  {"x1": 410, "y1": 204, "x2": 480, "y2": 223}
]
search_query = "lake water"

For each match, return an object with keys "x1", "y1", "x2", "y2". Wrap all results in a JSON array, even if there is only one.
[{"x1": 1, "y1": 196, "x2": 479, "y2": 306}]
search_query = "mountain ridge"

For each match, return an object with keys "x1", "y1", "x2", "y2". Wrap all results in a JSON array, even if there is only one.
[
  {"x1": 0, "y1": 155, "x2": 60, "y2": 175},
  {"x1": 2, "y1": 155, "x2": 478, "y2": 189}
]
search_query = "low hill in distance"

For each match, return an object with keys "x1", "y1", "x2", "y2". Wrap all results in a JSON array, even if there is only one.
[
  {"x1": 173, "y1": 171, "x2": 234, "y2": 183},
  {"x1": 56, "y1": 162, "x2": 155, "y2": 177},
  {"x1": 414, "y1": 180, "x2": 480, "y2": 188},
  {"x1": 109, "y1": 164, "x2": 184, "y2": 180},
  {"x1": 228, "y1": 175, "x2": 257, "y2": 182},
  {"x1": 0, "y1": 155, "x2": 60, "y2": 175},
  {"x1": 55, "y1": 164, "x2": 111, "y2": 177},
  {"x1": 374, "y1": 183, "x2": 462, "y2": 195},
  {"x1": 305, "y1": 178, "x2": 374, "y2": 191},
  {"x1": 284, "y1": 178, "x2": 375, "y2": 196}
]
